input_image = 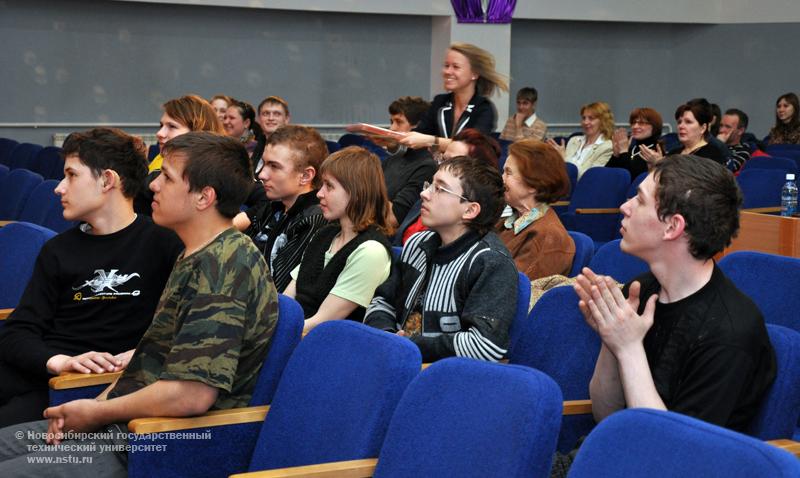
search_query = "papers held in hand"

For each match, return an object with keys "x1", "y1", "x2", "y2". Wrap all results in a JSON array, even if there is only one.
[{"x1": 345, "y1": 123, "x2": 407, "y2": 140}]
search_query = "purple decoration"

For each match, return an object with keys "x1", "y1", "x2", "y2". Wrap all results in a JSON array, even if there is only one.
[{"x1": 450, "y1": 0, "x2": 517, "y2": 24}]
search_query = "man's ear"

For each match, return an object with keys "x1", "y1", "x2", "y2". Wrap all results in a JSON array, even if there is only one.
[
  {"x1": 195, "y1": 186, "x2": 218, "y2": 212},
  {"x1": 300, "y1": 167, "x2": 315, "y2": 186},
  {"x1": 100, "y1": 169, "x2": 119, "y2": 192},
  {"x1": 461, "y1": 201, "x2": 481, "y2": 222},
  {"x1": 663, "y1": 213, "x2": 686, "y2": 241}
]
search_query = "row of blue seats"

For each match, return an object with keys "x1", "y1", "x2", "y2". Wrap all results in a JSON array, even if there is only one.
[
  {"x1": 0, "y1": 138, "x2": 64, "y2": 180},
  {"x1": 0, "y1": 166, "x2": 75, "y2": 233}
]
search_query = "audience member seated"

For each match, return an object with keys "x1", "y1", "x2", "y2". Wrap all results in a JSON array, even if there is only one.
[
  {"x1": 606, "y1": 107, "x2": 663, "y2": 179},
  {"x1": 0, "y1": 128, "x2": 182, "y2": 427},
  {"x1": 224, "y1": 99, "x2": 263, "y2": 158},
  {"x1": 401, "y1": 42, "x2": 508, "y2": 152},
  {"x1": 252, "y1": 96, "x2": 291, "y2": 173},
  {"x1": 209, "y1": 94, "x2": 234, "y2": 123},
  {"x1": 380, "y1": 96, "x2": 437, "y2": 228},
  {"x1": 237, "y1": 125, "x2": 328, "y2": 293},
  {"x1": 0, "y1": 132, "x2": 279, "y2": 475},
  {"x1": 499, "y1": 86, "x2": 547, "y2": 141},
  {"x1": 284, "y1": 147, "x2": 393, "y2": 334},
  {"x1": 394, "y1": 128, "x2": 500, "y2": 245},
  {"x1": 554, "y1": 155, "x2": 777, "y2": 473},
  {"x1": 137, "y1": 94, "x2": 226, "y2": 215},
  {"x1": 548, "y1": 101, "x2": 614, "y2": 178},
  {"x1": 642, "y1": 99, "x2": 725, "y2": 165},
  {"x1": 365, "y1": 156, "x2": 517, "y2": 362},
  {"x1": 498, "y1": 140, "x2": 574, "y2": 280},
  {"x1": 717, "y1": 108, "x2": 752, "y2": 173},
  {"x1": 767, "y1": 92, "x2": 800, "y2": 145}
]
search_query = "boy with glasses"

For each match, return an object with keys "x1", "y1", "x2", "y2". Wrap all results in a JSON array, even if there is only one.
[{"x1": 365, "y1": 156, "x2": 518, "y2": 362}]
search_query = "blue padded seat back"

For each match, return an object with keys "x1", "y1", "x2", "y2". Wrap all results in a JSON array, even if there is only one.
[
  {"x1": 588, "y1": 239, "x2": 649, "y2": 284},
  {"x1": 374, "y1": 358, "x2": 562, "y2": 478},
  {"x1": 736, "y1": 169, "x2": 785, "y2": 209},
  {"x1": 8, "y1": 143, "x2": 43, "y2": 170},
  {"x1": 507, "y1": 272, "x2": 531, "y2": 355},
  {"x1": 29, "y1": 146, "x2": 64, "y2": 180},
  {"x1": 562, "y1": 167, "x2": 630, "y2": 243},
  {"x1": 718, "y1": 251, "x2": 800, "y2": 331},
  {"x1": 746, "y1": 324, "x2": 800, "y2": 440},
  {"x1": 0, "y1": 222, "x2": 56, "y2": 308},
  {"x1": 247, "y1": 321, "x2": 421, "y2": 471},
  {"x1": 568, "y1": 408, "x2": 800, "y2": 478},
  {"x1": 0, "y1": 168, "x2": 44, "y2": 219},
  {"x1": 742, "y1": 156, "x2": 798, "y2": 175},
  {"x1": 247, "y1": 294, "x2": 304, "y2": 406},
  {"x1": 0, "y1": 138, "x2": 19, "y2": 166},
  {"x1": 567, "y1": 230, "x2": 594, "y2": 277}
]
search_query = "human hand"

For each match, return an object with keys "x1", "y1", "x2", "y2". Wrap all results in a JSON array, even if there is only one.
[
  {"x1": 514, "y1": 112, "x2": 526, "y2": 127},
  {"x1": 612, "y1": 128, "x2": 630, "y2": 156},
  {"x1": 47, "y1": 351, "x2": 124, "y2": 375},
  {"x1": 395, "y1": 330, "x2": 407, "y2": 337},
  {"x1": 398, "y1": 132, "x2": 435, "y2": 150},
  {"x1": 44, "y1": 399, "x2": 103, "y2": 445},
  {"x1": 574, "y1": 268, "x2": 657, "y2": 355},
  {"x1": 546, "y1": 138, "x2": 567, "y2": 158},
  {"x1": 716, "y1": 130, "x2": 731, "y2": 144},
  {"x1": 639, "y1": 143, "x2": 664, "y2": 165},
  {"x1": 113, "y1": 349, "x2": 135, "y2": 370}
]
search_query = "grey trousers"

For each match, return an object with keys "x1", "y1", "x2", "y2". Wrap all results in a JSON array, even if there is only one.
[{"x1": 0, "y1": 419, "x2": 128, "y2": 477}]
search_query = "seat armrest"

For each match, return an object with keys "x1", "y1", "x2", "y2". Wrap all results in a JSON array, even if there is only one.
[
  {"x1": 0, "y1": 221, "x2": 15, "y2": 227},
  {"x1": 229, "y1": 458, "x2": 378, "y2": 478},
  {"x1": 742, "y1": 206, "x2": 781, "y2": 214},
  {"x1": 766, "y1": 439, "x2": 800, "y2": 458},
  {"x1": 0, "y1": 308, "x2": 12, "y2": 320},
  {"x1": 48, "y1": 371, "x2": 121, "y2": 390},
  {"x1": 129, "y1": 405, "x2": 270, "y2": 434},
  {"x1": 563, "y1": 399, "x2": 592, "y2": 415},
  {"x1": 552, "y1": 200, "x2": 570, "y2": 207},
  {"x1": 574, "y1": 208, "x2": 621, "y2": 215}
]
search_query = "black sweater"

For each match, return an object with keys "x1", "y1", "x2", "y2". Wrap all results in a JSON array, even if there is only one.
[
  {"x1": 295, "y1": 224, "x2": 391, "y2": 322},
  {"x1": 382, "y1": 147, "x2": 436, "y2": 224},
  {"x1": 0, "y1": 215, "x2": 182, "y2": 380},
  {"x1": 605, "y1": 135, "x2": 659, "y2": 179},
  {"x1": 415, "y1": 92, "x2": 497, "y2": 138}
]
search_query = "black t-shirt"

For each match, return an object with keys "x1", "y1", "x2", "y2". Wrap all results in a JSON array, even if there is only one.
[
  {"x1": 627, "y1": 264, "x2": 776, "y2": 432},
  {"x1": 0, "y1": 215, "x2": 183, "y2": 380}
]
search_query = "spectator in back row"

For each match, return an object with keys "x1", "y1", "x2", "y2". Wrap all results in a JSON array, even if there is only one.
[
  {"x1": 252, "y1": 96, "x2": 292, "y2": 173},
  {"x1": 366, "y1": 156, "x2": 518, "y2": 363},
  {"x1": 381, "y1": 96, "x2": 437, "y2": 228},
  {"x1": 498, "y1": 140, "x2": 575, "y2": 281},
  {"x1": 641, "y1": 99, "x2": 726, "y2": 165},
  {"x1": 606, "y1": 107, "x2": 663, "y2": 179},
  {"x1": 209, "y1": 94, "x2": 234, "y2": 123},
  {"x1": 548, "y1": 102, "x2": 614, "y2": 178},
  {"x1": 285, "y1": 147, "x2": 393, "y2": 334},
  {"x1": 239, "y1": 125, "x2": 329, "y2": 293},
  {"x1": 224, "y1": 99, "x2": 263, "y2": 158},
  {"x1": 0, "y1": 128, "x2": 182, "y2": 427},
  {"x1": 767, "y1": 92, "x2": 800, "y2": 145},
  {"x1": 500, "y1": 86, "x2": 548, "y2": 141},
  {"x1": 717, "y1": 108, "x2": 751, "y2": 173}
]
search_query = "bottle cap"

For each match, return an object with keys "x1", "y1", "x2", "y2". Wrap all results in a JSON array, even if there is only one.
[{"x1": 788, "y1": 173, "x2": 796, "y2": 180}]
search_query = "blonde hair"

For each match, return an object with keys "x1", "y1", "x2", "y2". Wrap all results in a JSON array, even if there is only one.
[
  {"x1": 163, "y1": 95, "x2": 225, "y2": 134},
  {"x1": 449, "y1": 43, "x2": 509, "y2": 97},
  {"x1": 581, "y1": 101, "x2": 615, "y2": 140},
  {"x1": 319, "y1": 146, "x2": 394, "y2": 236}
]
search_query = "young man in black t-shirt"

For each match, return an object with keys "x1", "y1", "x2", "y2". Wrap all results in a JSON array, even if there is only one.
[
  {"x1": 574, "y1": 154, "x2": 775, "y2": 430},
  {"x1": 0, "y1": 128, "x2": 182, "y2": 427}
]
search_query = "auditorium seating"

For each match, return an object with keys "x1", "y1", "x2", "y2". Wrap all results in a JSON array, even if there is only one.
[
  {"x1": 29, "y1": 146, "x2": 64, "y2": 180},
  {"x1": 0, "y1": 138, "x2": 19, "y2": 166},
  {"x1": 7, "y1": 143, "x2": 43, "y2": 170},
  {"x1": 742, "y1": 156, "x2": 798, "y2": 175},
  {"x1": 0, "y1": 222, "x2": 56, "y2": 309},
  {"x1": 587, "y1": 239, "x2": 649, "y2": 284},
  {"x1": 736, "y1": 169, "x2": 785, "y2": 210},
  {"x1": 567, "y1": 230, "x2": 594, "y2": 277},
  {"x1": 559, "y1": 167, "x2": 630, "y2": 247},
  {"x1": 18, "y1": 180, "x2": 75, "y2": 233},
  {"x1": 0, "y1": 168, "x2": 44, "y2": 220},
  {"x1": 568, "y1": 408, "x2": 800, "y2": 478},
  {"x1": 124, "y1": 320, "x2": 420, "y2": 478}
]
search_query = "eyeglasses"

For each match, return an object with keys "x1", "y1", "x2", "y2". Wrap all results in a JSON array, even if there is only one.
[{"x1": 423, "y1": 181, "x2": 471, "y2": 202}]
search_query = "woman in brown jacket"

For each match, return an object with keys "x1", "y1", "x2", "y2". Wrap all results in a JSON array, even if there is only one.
[{"x1": 498, "y1": 139, "x2": 575, "y2": 280}]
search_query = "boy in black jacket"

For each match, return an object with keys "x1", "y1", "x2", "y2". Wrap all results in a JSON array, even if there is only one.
[{"x1": 0, "y1": 128, "x2": 182, "y2": 427}]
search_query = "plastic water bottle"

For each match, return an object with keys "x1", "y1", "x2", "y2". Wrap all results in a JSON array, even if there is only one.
[{"x1": 781, "y1": 173, "x2": 798, "y2": 217}]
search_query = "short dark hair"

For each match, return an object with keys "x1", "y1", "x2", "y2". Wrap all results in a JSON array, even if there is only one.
[
  {"x1": 388, "y1": 96, "x2": 430, "y2": 127},
  {"x1": 61, "y1": 127, "x2": 148, "y2": 198},
  {"x1": 516, "y1": 87, "x2": 538, "y2": 103},
  {"x1": 257, "y1": 96, "x2": 290, "y2": 117},
  {"x1": 651, "y1": 154, "x2": 742, "y2": 260},
  {"x1": 507, "y1": 140, "x2": 570, "y2": 204},
  {"x1": 439, "y1": 155, "x2": 505, "y2": 236},
  {"x1": 675, "y1": 99, "x2": 713, "y2": 134},
  {"x1": 228, "y1": 99, "x2": 264, "y2": 140},
  {"x1": 266, "y1": 125, "x2": 328, "y2": 188},
  {"x1": 724, "y1": 108, "x2": 749, "y2": 130},
  {"x1": 161, "y1": 132, "x2": 252, "y2": 219}
]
